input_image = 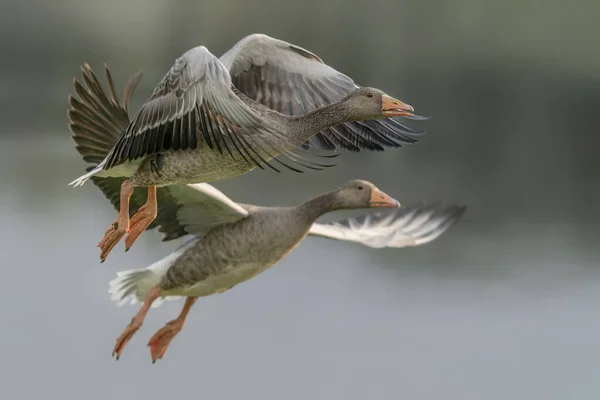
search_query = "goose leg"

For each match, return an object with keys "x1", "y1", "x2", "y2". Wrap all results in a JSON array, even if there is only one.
[
  {"x1": 112, "y1": 286, "x2": 162, "y2": 360},
  {"x1": 124, "y1": 185, "x2": 157, "y2": 252},
  {"x1": 99, "y1": 179, "x2": 135, "y2": 262},
  {"x1": 148, "y1": 296, "x2": 198, "y2": 363}
]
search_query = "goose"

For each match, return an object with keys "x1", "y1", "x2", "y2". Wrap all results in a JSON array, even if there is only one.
[
  {"x1": 106, "y1": 180, "x2": 466, "y2": 363},
  {"x1": 68, "y1": 70, "x2": 464, "y2": 363},
  {"x1": 67, "y1": 33, "x2": 425, "y2": 262}
]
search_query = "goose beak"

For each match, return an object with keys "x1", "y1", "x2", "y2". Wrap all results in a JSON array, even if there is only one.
[
  {"x1": 381, "y1": 95, "x2": 414, "y2": 117},
  {"x1": 369, "y1": 188, "x2": 401, "y2": 208}
]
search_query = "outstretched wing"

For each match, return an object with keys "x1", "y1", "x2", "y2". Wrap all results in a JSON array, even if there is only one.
[
  {"x1": 69, "y1": 64, "x2": 142, "y2": 165},
  {"x1": 167, "y1": 183, "x2": 249, "y2": 236},
  {"x1": 221, "y1": 33, "x2": 423, "y2": 152},
  {"x1": 68, "y1": 63, "x2": 248, "y2": 240},
  {"x1": 102, "y1": 46, "x2": 300, "y2": 172},
  {"x1": 308, "y1": 203, "x2": 466, "y2": 248}
]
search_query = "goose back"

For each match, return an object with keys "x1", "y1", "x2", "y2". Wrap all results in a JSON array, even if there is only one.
[{"x1": 157, "y1": 207, "x2": 313, "y2": 295}]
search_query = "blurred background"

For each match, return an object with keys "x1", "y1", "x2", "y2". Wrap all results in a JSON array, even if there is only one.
[{"x1": 1, "y1": 0, "x2": 599, "y2": 398}]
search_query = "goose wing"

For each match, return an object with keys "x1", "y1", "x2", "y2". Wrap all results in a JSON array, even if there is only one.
[
  {"x1": 69, "y1": 64, "x2": 142, "y2": 165},
  {"x1": 102, "y1": 46, "x2": 295, "y2": 172},
  {"x1": 69, "y1": 64, "x2": 248, "y2": 240},
  {"x1": 308, "y1": 203, "x2": 466, "y2": 248},
  {"x1": 221, "y1": 33, "x2": 422, "y2": 151},
  {"x1": 166, "y1": 183, "x2": 249, "y2": 236}
]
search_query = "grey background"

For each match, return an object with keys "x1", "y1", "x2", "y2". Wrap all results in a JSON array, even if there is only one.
[{"x1": 1, "y1": 0, "x2": 599, "y2": 399}]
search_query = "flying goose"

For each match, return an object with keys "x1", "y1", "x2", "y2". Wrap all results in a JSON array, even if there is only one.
[
  {"x1": 105, "y1": 180, "x2": 465, "y2": 362},
  {"x1": 67, "y1": 34, "x2": 425, "y2": 262}
]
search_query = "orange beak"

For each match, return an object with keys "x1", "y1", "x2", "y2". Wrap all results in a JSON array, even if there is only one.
[
  {"x1": 369, "y1": 188, "x2": 401, "y2": 208},
  {"x1": 381, "y1": 95, "x2": 414, "y2": 117}
]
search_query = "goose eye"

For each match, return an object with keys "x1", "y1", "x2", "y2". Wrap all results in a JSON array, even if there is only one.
[
  {"x1": 358, "y1": 185, "x2": 364, "y2": 190},
  {"x1": 366, "y1": 92, "x2": 374, "y2": 98}
]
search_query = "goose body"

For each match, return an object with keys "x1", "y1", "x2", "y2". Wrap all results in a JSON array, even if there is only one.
[
  {"x1": 70, "y1": 82, "x2": 465, "y2": 361},
  {"x1": 157, "y1": 206, "x2": 313, "y2": 297},
  {"x1": 102, "y1": 179, "x2": 465, "y2": 363},
  {"x1": 68, "y1": 34, "x2": 423, "y2": 260},
  {"x1": 115, "y1": 141, "x2": 261, "y2": 187},
  {"x1": 109, "y1": 189, "x2": 465, "y2": 304}
]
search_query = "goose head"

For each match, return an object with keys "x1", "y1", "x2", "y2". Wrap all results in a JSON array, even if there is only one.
[
  {"x1": 334, "y1": 179, "x2": 400, "y2": 209},
  {"x1": 341, "y1": 87, "x2": 415, "y2": 120}
]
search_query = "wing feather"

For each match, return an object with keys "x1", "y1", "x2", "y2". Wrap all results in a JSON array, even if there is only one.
[
  {"x1": 308, "y1": 203, "x2": 466, "y2": 248},
  {"x1": 222, "y1": 34, "x2": 423, "y2": 152},
  {"x1": 102, "y1": 46, "x2": 300, "y2": 172}
]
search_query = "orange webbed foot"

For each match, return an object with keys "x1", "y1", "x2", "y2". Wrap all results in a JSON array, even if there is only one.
[
  {"x1": 99, "y1": 179, "x2": 135, "y2": 262},
  {"x1": 148, "y1": 319, "x2": 184, "y2": 363},
  {"x1": 113, "y1": 316, "x2": 143, "y2": 361},
  {"x1": 99, "y1": 221, "x2": 127, "y2": 262},
  {"x1": 124, "y1": 204, "x2": 157, "y2": 252},
  {"x1": 112, "y1": 286, "x2": 162, "y2": 360}
]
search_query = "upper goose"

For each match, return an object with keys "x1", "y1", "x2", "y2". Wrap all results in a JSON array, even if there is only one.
[
  {"x1": 106, "y1": 179, "x2": 466, "y2": 363},
  {"x1": 67, "y1": 34, "x2": 425, "y2": 262}
]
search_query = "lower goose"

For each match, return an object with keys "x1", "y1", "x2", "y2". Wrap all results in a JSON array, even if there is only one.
[{"x1": 105, "y1": 180, "x2": 466, "y2": 363}]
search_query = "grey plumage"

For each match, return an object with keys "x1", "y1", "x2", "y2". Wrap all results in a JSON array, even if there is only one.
[
  {"x1": 69, "y1": 34, "x2": 424, "y2": 188},
  {"x1": 106, "y1": 182, "x2": 465, "y2": 363},
  {"x1": 67, "y1": 61, "x2": 455, "y2": 253},
  {"x1": 69, "y1": 64, "x2": 141, "y2": 165},
  {"x1": 106, "y1": 180, "x2": 466, "y2": 303},
  {"x1": 159, "y1": 206, "x2": 313, "y2": 292},
  {"x1": 68, "y1": 35, "x2": 426, "y2": 260},
  {"x1": 103, "y1": 46, "x2": 290, "y2": 173},
  {"x1": 222, "y1": 34, "x2": 424, "y2": 151},
  {"x1": 68, "y1": 65, "x2": 187, "y2": 239}
]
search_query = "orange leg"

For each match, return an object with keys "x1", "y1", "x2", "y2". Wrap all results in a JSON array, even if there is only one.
[
  {"x1": 113, "y1": 286, "x2": 162, "y2": 360},
  {"x1": 124, "y1": 185, "x2": 157, "y2": 252},
  {"x1": 98, "y1": 179, "x2": 135, "y2": 263},
  {"x1": 148, "y1": 296, "x2": 198, "y2": 363}
]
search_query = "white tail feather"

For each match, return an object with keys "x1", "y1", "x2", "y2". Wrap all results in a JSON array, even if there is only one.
[
  {"x1": 68, "y1": 164, "x2": 103, "y2": 187},
  {"x1": 107, "y1": 238, "x2": 196, "y2": 308}
]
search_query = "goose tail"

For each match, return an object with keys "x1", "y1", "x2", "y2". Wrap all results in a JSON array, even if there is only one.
[
  {"x1": 108, "y1": 238, "x2": 196, "y2": 307},
  {"x1": 68, "y1": 162, "x2": 104, "y2": 187}
]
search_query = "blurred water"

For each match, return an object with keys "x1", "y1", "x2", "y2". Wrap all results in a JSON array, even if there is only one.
[{"x1": 2, "y1": 0, "x2": 600, "y2": 398}]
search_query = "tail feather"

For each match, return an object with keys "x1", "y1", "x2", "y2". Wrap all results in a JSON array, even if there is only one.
[
  {"x1": 108, "y1": 267, "x2": 181, "y2": 309},
  {"x1": 107, "y1": 238, "x2": 196, "y2": 307},
  {"x1": 108, "y1": 268, "x2": 168, "y2": 308},
  {"x1": 68, "y1": 162, "x2": 104, "y2": 187}
]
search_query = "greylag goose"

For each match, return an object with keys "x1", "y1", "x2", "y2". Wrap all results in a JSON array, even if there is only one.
[
  {"x1": 107, "y1": 180, "x2": 466, "y2": 362},
  {"x1": 67, "y1": 34, "x2": 424, "y2": 262},
  {"x1": 69, "y1": 80, "x2": 464, "y2": 363}
]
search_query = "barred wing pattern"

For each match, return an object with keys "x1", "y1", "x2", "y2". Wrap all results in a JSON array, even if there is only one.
[
  {"x1": 69, "y1": 64, "x2": 142, "y2": 165},
  {"x1": 103, "y1": 46, "x2": 299, "y2": 172},
  {"x1": 68, "y1": 64, "x2": 189, "y2": 239},
  {"x1": 221, "y1": 34, "x2": 423, "y2": 151}
]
